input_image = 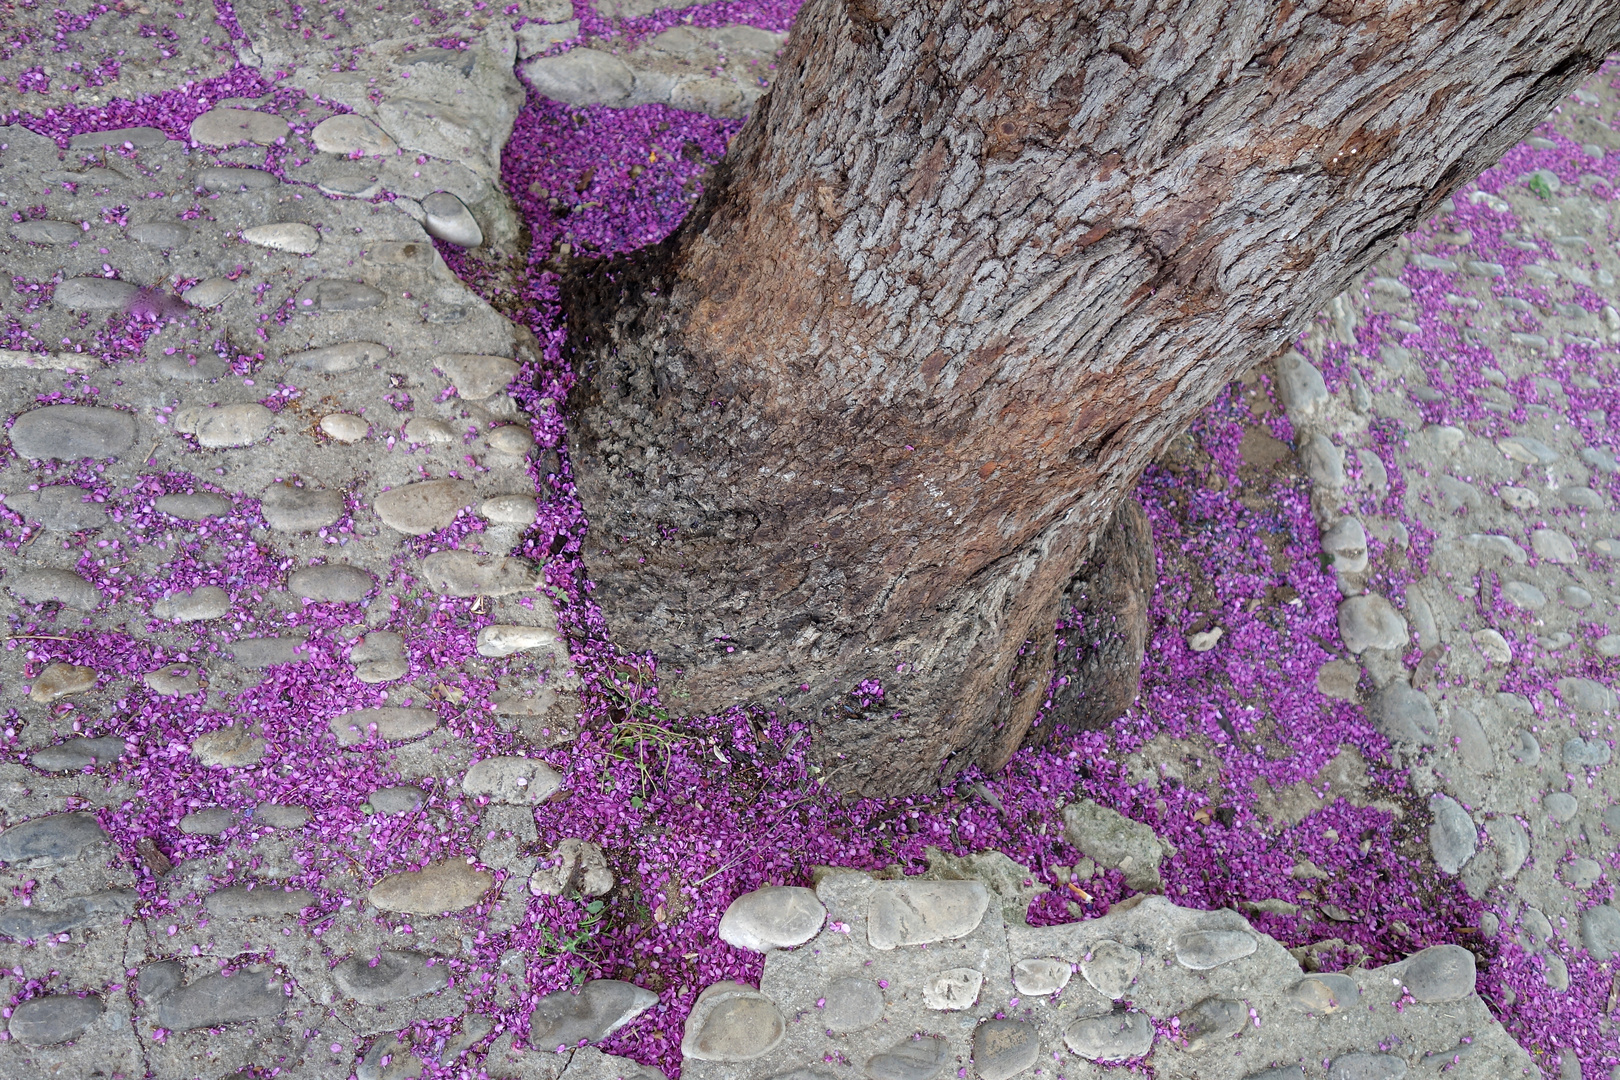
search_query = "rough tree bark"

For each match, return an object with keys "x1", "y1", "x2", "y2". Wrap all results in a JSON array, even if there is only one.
[{"x1": 564, "y1": 0, "x2": 1620, "y2": 795}]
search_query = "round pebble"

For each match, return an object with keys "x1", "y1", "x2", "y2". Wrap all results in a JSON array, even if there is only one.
[{"x1": 321, "y1": 413, "x2": 369, "y2": 442}]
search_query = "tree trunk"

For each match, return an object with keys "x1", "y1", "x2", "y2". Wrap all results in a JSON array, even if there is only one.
[{"x1": 564, "y1": 0, "x2": 1620, "y2": 795}]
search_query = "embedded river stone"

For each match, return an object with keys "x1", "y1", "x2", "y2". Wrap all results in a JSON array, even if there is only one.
[
  {"x1": 331, "y1": 707, "x2": 441, "y2": 747},
  {"x1": 718, "y1": 885, "x2": 826, "y2": 952},
  {"x1": 462, "y1": 756, "x2": 564, "y2": 804},
  {"x1": 865, "y1": 1035, "x2": 950, "y2": 1080},
  {"x1": 287, "y1": 341, "x2": 388, "y2": 373},
  {"x1": 191, "y1": 726, "x2": 268, "y2": 767},
  {"x1": 371, "y1": 785, "x2": 426, "y2": 814},
  {"x1": 0, "y1": 812, "x2": 107, "y2": 863},
  {"x1": 1178, "y1": 997, "x2": 1246, "y2": 1052},
  {"x1": 820, "y1": 976, "x2": 883, "y2": 1032},
  {"x1": 11, "y1": 220, "x2": 80, "y2": 243},
  {"x1": 228, "y1": 636, "x2": 312, "y2": 667},
  {"x1": 297, "y1": 279, "x2": 385, "y2": 311},
  {"x1": 1012, "y1": 957, "x2": 1071, "y2": 996},
  {"x1": 1061, "y1": 798, "x2": 1167, "y2": 891},
  {"x1": 358, "y1": 1033, "x2": 423, "y2": 1080},
  {"x1": 422, "y1": 191, "x2": 484, "y2": 247},
  {"x1": 199, "y1": 165, "x2": 278, "y2": 191},
  {"x1": 183, "y1": 277, "x2": 238, "y2": 308},
  {"x1": 243, "y1": 222, "x2": 320, "y2": 253},
  {"x1": 334, "y1": 950, "x2": 450, "y2": 1005},
  {"x1": 190, "y1": 107, "x2": 291, "y2": 146},
  {"x1": 29, "y1": 662, "x2": 97, "y2": 702},
  {"x1": 481, "y1": 494, "x2": 539, "y2": 524},
  {"x1": 867, "y1": 879, "x2": 989, "y2": 949},
  {"x1": 1563, "y1": 737, "x2": 1612, "y2": 767},
  {"x1": 680, "y1": 981, "x2": 785, "y2": 1062},
  {"x1": 71, "y1": 125, "x2": 167, "y2": 149},
  {"x1": 153, "y1": 585, "x2": 230, "y2": 621},
  {"x1": 179, "y1": 807, "x2": 238, "y2": 835},
  {"x1": 1328, "y1": 1053, "x2": 1408, "y2": 1080},
  {"x1": 195, "y1": 403, "x2": 274, "y2": 448},
  {"x1": 30, "y1": 736, "x2": 125, "y2": 772},
  {"x1": 1173, "y1": 929, "x2": 1257, "y2": 969},
  {"x1": 0, "y1": 889, "x2": 136, "y2": 940},
  {"x1": 53, "y1": 278, "x2": 140, "y2": 310},
  {"x1": 10, "y1": 568, "x2": 100, "y2": 609},
  {"x1": 1287, "y1": 972, "x2": 1361, "y2": 1013},
  {"x1": 485, "y1": 425, "x2": 535, "y2": 455},
  {"x1": 147, "y1": 664, "x2": 205, "y2": 697},
  {"x1": 476, "y1": 623, "x2": 564, "y2": 657},
  {"x1": 205, "y1": 886, "x2": 315, "y2": 918},
  {"x1": 1581, "y1": 904, "x2": 1620, "y2": 961},
  {"x1": 1064, "y1": 1011, "x2": 1155, "y2": 1061},
  {"x1": 290, "y1": 563, "x2": 375, "y2": 602},
  {"x1": 1369, "y1": 683, "x2": 1439, "y2": 745},
  {"x1": 131, "y1": 222, "x2": 193, "y2": 247},
  {"x1": 1337, "y1": 594, "x2": 1409, "y2": 653},
  {"x1": 420, "y1": 550, "x2": 542, "y2": 596},
  {"x1": 10, "y1": 404, "x2": 137, "y2": 461},
  {"x1": 8, "y1": 994, "x2": 103, "y2": 1046},
  {"x1": 1081, "y1": 939, "x2": 1141, "y2": 998},
  {"x1": 155, "y1": 492, "x2": 232, "y2": 519},
  {"x1": 1399, "y1": 944, "x2": 1476, "y2": 1002},
  {"x1": 973, "y1": 1019, "x2": 1041, "y2": 1080},
  {"x1": 155, "y1": 967, "x2": 290, "y2": 1031},
  {"x1": 312, "y1": 114, "x2": 399, "y2": 156},
  {"x1": 369, "y1": 858, "x2": 493, "y2": 914},
  {"x1": 5, "y1": 485, "x2": 108, "y2": 530},
  {"x1": 158, "y1": 354, "x2": 228, "y2": 381},
  {"x1": 529, "y1": 979, "x2": 659, "y2": 1050},
  {"x1": 1428, "y1": 794, "x2": 1477, "y2": 874},
  {"x1": 441, "y1": 353, "x2": 519, "y2": 399},
  {"x1": 922, "y1": 967, "x2": 983, "y2": 1010},
  {"x1": 322, "y1": 413, "x2": 368, "y2": 442},
  {"x1": 262, "y1": 482, "x2": 346, "y2": 530},
  {"x1": 374, "y1": 478, "x2": 478, "y2": 534},
  {"x1": 256, "y1": 804, "x2": 312, "y2": 829}
]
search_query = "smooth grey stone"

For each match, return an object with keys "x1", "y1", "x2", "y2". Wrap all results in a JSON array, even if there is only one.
[
  {"x1": 286, "y1": 340, "x2": 388, "y2": 373},
  {"x1": 334, "y1": 950, "x2": 450, "y2": 1005},
  {"x1": 12, "y1": 220, "x2": 81, "y2": 243},
  {"x1": 481, "y1": 494, "x2": 539, "y2": 524},
  {"x1": 0, "y1": 889, "x2": 135, "y2": 940},
  {"x1": 864, "y1": 1035, "x2": 950, "y2": 1080},
  {"x1": 1177, "y1": 997, "x2": 1246, "y2": 1052},
  {"x1": 420, "y1": 550, "x2": 542, "y2": 597},
  {"x1": 1247, "y1": 1070, "x2": 1307, "y2": 1080},
  {"x1": 311, "y1": 114, "x2": 397, "y2": 156},
  {"x1": 422, "y1": 190, "x2": 483, "y2": 247},
  {"x1": 866, "y1": 880, "x2": 989, "y2": 949},
  {"x1": 442, "y1": 1014, "x2": 495, "y2": 1061},
  {"x1": 261, "y1": 482, "x2": 345, "y2": 530},
  {"x1": 407, "y1": 47, "x2": 476, "y2": 74},
  {"x1": 1559, "y1": 677, "x2": 1617, "y2": 715},
  {"x1": 1565, "y1": 737, "x2": 1612, "y2": 768},
  {"x1": 1174, "y1": 929, "x2": 1257, "y2": 969},
  {"x1": 371, "y1": 785, "x2": 426, "y2": 814},
  {"x1": 0, "y1": 813, "x2": 107, "y2": 863},
  {"x1": 462, "y1": 756, "x2": 564, "y2": 805},
  {"x1": 227, "y1": 636, "x2": 312, "y2": 667},
  {"x1": 289, "y1": 563, "x2": 374, "y2": 603},
  {"x1": 1370, "y1": 683, "x2": 1438, "y2": 745},
  {"x1": 528, "y1": 979, "x2": 658, "y2": 1050},
  {"x1": 1081, "y1": 939, "x2": 1141, "y2": 998},
  {"x1": 145, "y1": 663, "x2": 203, "y2": 697},
  {"x1": 179, "y1": 807, "x2": 238, "y2": 835},
  {"x1": 70, "y1": 126, "x2": 165, "y2": 149},
  {"x1": 129, "y1": 222, "x2": 193, "y2": 247},
  {"x1": 155, "y1": 967, "x2": 289, "y2": 1031},
  {"x1": 1449, "y1": 707, "x2": 1493, "y2": 772},
  {"x1": 186, "y1": 279, "x2": 238, "y2": 310},
  {"x1": 195, "y1": 403, "x2": 272, "y2": 447},
  {"x1": 1584, "y1": 446, "x2": 1619, "y2": 474},
  {"x1": 1429, "y1": 795, "x2": 1477, "y2": 873},
  {"x1": 9, "y1": 994, "x2": 103, "y2": 1046},
  {"x1": 921, "y1": 967, "x2": 982, "y2": 1010},
  {"x1": 1062, "y1": 799, "x2": 1167, "y2": 891},
  {"x1": 368, "y1": 858, "x2": 493, "y2": 914},
  {"x1": 374, "y1": 479, "x2": 477, "y2": 535},
  {"x1": 366, "y1": 240, "x2": 436, "y2": 266},
  {"x1": 205, "y1": 886, "x2": 315, "y2": 918},
  {"x1": 1605, "y1": 804, "x2": 1620, "y2": 832},
  {"x1": 1328, "y1": 1053, "x2": 1407, "y2": 1080},
  {"x1": 718, "y1": 886, "x2": 825, "y2": 952},
  {"x1": 1565, "y1": 585, "x2": 1596, "y2": 608},
  {"x1": 296, "y1": 279, "x2": 385, "y2": 312},
  {"x1": 770, "y1": 1071, "x2": 837, "y2": 1080},
  {"x1": 350, "y1": 631, "x2": 404, "y2": 663},
  {"x1": 189, "y1": 727, "x2": 262, "y2": 766},
  {"x1": 1400, "y1": 944, "x2": 1475, "y2": 1002},
  {"x1": 487, "y1": 425, "x2": 536, "y2": 454},
  {"x1": 441, "y1": 353, "x2": 520, "y2": 400},
  {"x1": 1063, "y1": 1011, "x2": 1155, "y2": 1061},
  {"x1": 357, "y1": 1032, "x2": 423, "y2": 1080},
  {"x1": 331, "y1": 707, "x2": 440, "y2": 746},
  {"x1": 191, "y1": 108, "x2": 290, "y2": 146},
  {"x1": 1338, "y1": 594, "x2": 1408, "y2": 652},
  {"x1": 9, "y1": 568, "x2": 100, "y2": 609},
  {"x1": 529, "y1": 838, "x2": 613, "y2": 898},
  {"x1": 155, "y1": 492, "x2": 232, "y2": 519},
  {"x1": 199, "y1": 166, "x2": 277, "y2": 191},
  {"x1": 5, "y1": 485, "x2": 107, "y2": 530},
  {"x1": 1011, "y1": 956, "x2": 1071, "y2": 995},
  {"x1": 54, "y1": 278, "x2": 137, "y2": 307},
  {"x1": 11, "y1": 403, "x2": 137, "y2": 459},
  {"x1": 138, "y1": 960, "x2": 184, "y2": 1003},
  {"x1": 1502, "y1": 580, "x2": 1547, "y2": 610},
  {"x1": 1581, "y1": 904, "x2": 1620, "y2": 961},
  {"x1": 318, "y1": 174, "x2": 382, "y2": 199},
  {"x1": 255, "y1": 803, "x2": 310, "y2": 829},
  {"x1": 243, "y1": 222, "x2": 319, "y2": 253},
  {"x1": 523, "y1": 49, "x2": 635, "y2": 107},
  {"x1": 972, "y1": 1019, "x2": 1040, "y2": 1080},
  {"x1": 1286, "y1": 972, "x2": 1361, "y2": 1013},
  {"x1": 820, "y1": 976, "x2": 883, "y2": 1033},
  {"x1": 1499, "y1": 435, "x2": 1559, "y2": 465},
  {"x1": 153, "y1": 585, "x2": 230, "y2": 622},
  {"x1": 31, "y1": 736, "x2": 126, "y2": 772}
]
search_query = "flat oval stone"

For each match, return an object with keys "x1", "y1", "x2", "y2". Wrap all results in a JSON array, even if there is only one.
[
  {"x1": 312, "y1": 114, "x2": 398, "y2": 156},
  {"x1": 480, "y1": 494, "x2": 538, "y2": 524},
  {"x1": 286, "y1": 340, "x2": 387, "y2": 372},
  {"x1": 130, "y1": 222, "x2": 193, "y2": 247},
  {"x1": 1564, "y1": 737, "x2": 1612, "y2": 768},
  {"x1": 1531, "y1": 528, "x2": 1577, "y2": 564},
  {"x1": 158, "y1": 356, "x2": 228, "y2": 383},
  {"x1": 1558, "y1": 677, "x2": 1617, "y2": 715},
  {"x1": 321, "y1": 413, "x2": 368, "y2": 442},
  {"x1": 191, "y1": 726, "x2": 268, "y2": 768},
  {"x1": 718, "y1": 885, "x2": 825, "y2": 952},
  {"x1": 420, "y1": 550, "x2": 542, "y2": 597},
  {"x1": 972, "y1": 1019, "x2": 1039, "y2": 1080},
  {"x1": 374, "y1": 478, "x2": 477, "y2": 534},
  {"x1": 191, "y1": 108, "x2": 290, "y2": 146},
  {"x1": 71, "y1": 126, "x2": 165, "y2": 149},
  {"x1": 462, "y1": 756, "x2": 563, "y2": 804},
  {"x1": 820, "y1": 976, "x2": 883, "y2": 1032},
  {"x1": 351, "y1": 631, "x2": 403, "y2": 662},
  {"x1": 1338, "y1": 593, "x2": 1409, "y2": 653},
  {"x1": 922, "y1": 967, "x2": 982, "y2": 1011},
  {"x1": 1174, "y1": 929, "x2": 1257, "y2": 969},
  {"x1": 1583, "y1": 905, "x2": 1620, "y2": 961},
  {"x1": 138, "y1": 960, "x2": 184, "y2": 1003},
  {"x1": 255, "y1": 804, "x2": 311, "y2": 829},
  {"x1": 155, "y1": 967, "x2": 288, "y2": 1032},
  {"x1": 195, "y1": 403, "x2": 273, "y2": 448},
  {"x1": 31, "y1": 736, "x2": 125, "y2": 772},
  {"x1": 357, "y1": 1033, "x2": 422, "y2": 1080},
  {"x1": 1064, "y1": 1011, "x2": 1154, "y2": 1061},
  {"x1": 199, "y1": 166, "x2": 277, "y2": 192},
  {"x1": 476, "y1": 624, "x2": 564, "y2": 658},
  {"x1": 486, "y1": 425, "x2": 535, "y2": 455},
  {"x1": 9, "y1": 994, "x2": 103, "y2": 1046},
  {"x1": 1400, "y1": 944, "x2": 1475, "y2": 1002},
  {"x1": 1011, "y1": 956, "x2": 1071, "y2": 996},
  {"x1": 243, "y1": 222, "x2": 319, "y2": 254},
  {"x1": 330, "y1": 707, "x2": 440, "y2": 747},
  {"x1": 404, "y1": 418, "x2": 457, "y2": 445},
  {"x1": 153, "y1": 585, "x2": 230, "y2": 621},
  {"x1": 319, "y1": 173, "x2": 383, "y2": 199},
  {"x1": 369, "y1": 858, "x2": 493, "y2": 914},
  {"x1": 1328, "y1": 1053, "x2": 1407, "y2": 1080},
  {"x1": 0, "y1": 889, "x2": 135, "y2": 940},
  {"x1": 1081, "y1": 939, "x2": 1141, "y2": 998},
  {"x1": 1178, "y1": 996, "x2": 1246, "y2": 1052},
  {"x1": 289, "y1": 563, "x2": 374, "y2": 603},
  {"x1": 205, "y1": 886, "x2": 314, "y2": 918},
  {"x1": 441, "y1": 354, "x2": 519, "y2": 400},
  {"x1": 335, "y1": 951, "x2": 449, "y2": 1005},
  {"x1": 366, "y1": 240, "x2": 436, "y2": 266},
  {"x1": 1428, "y1": 794, "x2": 1477, "y2": 874},
  {"x1": 297, "y1": 279, "x2": 385, "y2": 312},
  {"x1": 530, "y1": 979, "x2": 658, "y2": 1051},
  {"x1": 156, "y1": 492, "x2": 232, "y2": 519},
  {"x1": 1286, "y1": 972, "x2": 1360, "y2": 1013},
  {"x1": 867, "y1": 880, "x2": 989, "y2": 949},
  {"x1": 10, "y1": 568, "x2": 101, "y2": 609},
  {"x1": 179, "y1": 807, "x2": 238, "y2": 835},
  {"x1": 865, "y1": 1035, "x2": 950, "y2": 1080},
  {"x1": 146, "y1": 663, "x2": 203, "y2": 696},
  {"x1": 1369, "y1": 683, "x2": 1439, "y2": 746},
  {"x1": 29, "y1": 662, "x2": 97, "y2": 702},
  {"x1": 681, "y1": 982, "x2": 785, "y2": 1062},
  {"x1": 12, "y1": 404, "x2": 137, "y2": 460},
  {"x1": 183, "y1": 277, "x2": 237, "y2": 308},
  {"x1": 0, "y1": 813, "x2": 107, "y2": 863},
  {"x1": 12, "y1": 220, "x2": 81, "y2": 244},
  {"x1": 261, "y1": 482, "x2": 345, "y2": 530},
  {"x1": 6, "y1": 485, "x2": 106, "y2": 530},
  {"x1": 227, "y1": 636, "x2": 312, "y2": 667},
  {"x1": 422, "y1": 190, "x2": 483, "y2": 247},
  {"x1": 53, "y1": 278, "x2": 139, "y2": 310},
  {"x1": 371, "y1": 785, "x2": 426, "y2": 814}
]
